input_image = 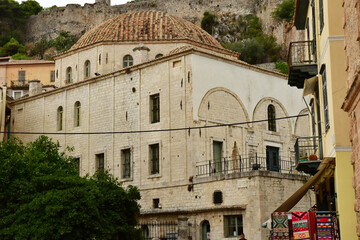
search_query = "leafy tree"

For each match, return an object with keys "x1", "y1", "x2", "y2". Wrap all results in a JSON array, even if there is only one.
[
  {"x1": 236, "y1": 15, "x2": 262, "y2": 40},
  {"x1": 0, "y1": 37, "x2": 26, "y2": 57},
  {"x1": 0, "y1": 136, "x2": 142, "y2": 240},
  {"x1": 20, "y1": 0, "x2": 43, "y2": 16},
  {"x1": 272, "y1": 0, "x2": 296, "y2": 22},
  {"x1": 30, "y1": 37, "x2": 50, "y2": 59},
  {"x1": 201, "y1": 11, "x2": 218, "y2": 35},
  {"x1": 53, "y1": 31, "x2": 78, "y2": 52}
]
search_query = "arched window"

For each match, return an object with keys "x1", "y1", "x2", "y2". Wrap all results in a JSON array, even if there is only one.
[
  {"x1": 123, "y1": 55, "x2": 133, "y2": 68},
  {"x1": 66, "y1": 67, "x2": 72, "y2": 83},
  {"x1": 57, "y1": 106, "x2": 63, "y2": 131},
  {"x1": 268, "y1": 104, "x2": 276, "y2": 131},
  {"x1": 74, "y1": 101, "x2": 81, "y2": 127},
  {"x1": 84, "y1": 60, "x2": 91, "y2": 78},
  {"x1": 155, "y1": 53, "x2": 163, "y2": 59}
]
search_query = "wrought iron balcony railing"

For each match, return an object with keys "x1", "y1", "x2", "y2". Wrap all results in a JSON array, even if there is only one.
[
  {"x1": 10, "y1": 79, "x2": 29, "y2": 87},
  {"x1": 287, "y1": 41, "x2": 318, "y2": 88},
  {"x1": 196, "y1": 154, "x2": 295, "y2": 177},
  {"x1": 294, "y1": 136, "x2": 323, "y2": 165},
  {"x1": 288, "y1": 40, "x2": 317, "y2": 66}
]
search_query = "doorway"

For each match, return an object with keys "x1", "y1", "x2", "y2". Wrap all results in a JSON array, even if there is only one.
[
  {"x1": 266, "y1": 146, "x2": 280, "y2": 172},
  {"x1": 201, "y1": 220, "x2": 210, "y2": 240}
]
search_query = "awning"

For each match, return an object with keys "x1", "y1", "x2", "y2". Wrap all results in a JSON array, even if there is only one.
[
  {"x1": 303, "y1": 76, "x2": 318, "y2": 97},
  {"x1": 274, "y1": 158, "x2": 335, "y2": 212}
]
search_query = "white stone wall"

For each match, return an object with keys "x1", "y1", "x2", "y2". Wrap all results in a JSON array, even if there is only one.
[{"x1": 11, "y1": 49, "x2": 312, "y2": 240}]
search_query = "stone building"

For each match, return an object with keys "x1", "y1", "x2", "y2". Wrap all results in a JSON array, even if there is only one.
[
  {"x1": 9, "y1": 11, "x2": 312, "y2": 239},
  {"x1": 342, "y1": 0, "x2": 360, "y2": 238}
]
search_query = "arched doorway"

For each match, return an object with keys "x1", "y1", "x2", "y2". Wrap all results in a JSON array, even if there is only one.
[{"x1": 201, "y1": 220, "x2": 210, "y2": 240}]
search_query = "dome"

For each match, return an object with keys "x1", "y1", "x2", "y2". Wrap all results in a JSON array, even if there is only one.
[{"x1": 70, "y1": 11, "x2": 223, "y2": 51}]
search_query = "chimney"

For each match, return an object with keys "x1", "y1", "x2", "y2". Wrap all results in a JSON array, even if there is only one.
[
  {"x1": 29, "y1": 80, "x2": 42, "y2": 96},
  {"x1": 133, "y1": 44, "x2": 150, "y2": 65}
]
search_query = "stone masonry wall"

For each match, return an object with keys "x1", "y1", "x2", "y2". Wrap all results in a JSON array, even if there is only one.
[{"x1": 343, "y1": 0, "x2": 360, "y2": 238}]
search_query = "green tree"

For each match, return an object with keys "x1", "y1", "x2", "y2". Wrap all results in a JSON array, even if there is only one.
[
  {"x1": 0, "y1": 136, "x2": 142, "y2": 240},
  {"x1": 30, "y1": 37, "x2": 50, "y2": 59},
  {"x1": 271, "y1": 0, "x2": 296, "y2": 22},
  {"x1": 20, "y1": 0, "x2": 43, "y2": 16},
  {"x1": 0, "y1": 37, "x2": 26, "y2": 57},
  {"x1": 201, "y1": 11, "x2": 218, "y2": 35},
  {"x1": 53, "y1": 31, "x2": 78, "y2": 52}
]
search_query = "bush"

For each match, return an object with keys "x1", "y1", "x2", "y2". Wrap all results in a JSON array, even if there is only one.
[
  {"x1": 275, "y1": 61, "x2": 289, "y2": 74},
  {"x1": 236, "y1": 15, "x2": 262, "y2": 39},
  {"x1": 225, "y1": 35, "x2": 281, "y2": 64},
  {"x1": 12, "y1": 53, "x2": 31, "y2": 60},
  {"x1": 201, "y1": 11, "x2": 218, "y2": 35},
  {"x1": 271, "y1": 0, "x2": 296, "y2": 22}
]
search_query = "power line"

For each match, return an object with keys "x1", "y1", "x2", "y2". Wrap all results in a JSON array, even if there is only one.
[{"x1": 1, "y1": 114, "x2": 308, "y2": 135}]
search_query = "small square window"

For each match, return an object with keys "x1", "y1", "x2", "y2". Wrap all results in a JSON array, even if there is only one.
[
  {"x1": 150, "y1": 94, "x2": 160, "y2": 123},
  {"x1": 153, "y1": 198, "x2": 160, "y2": 208},
  {"x1": 96, "y1": 153, "x2": 105, "y2": 171}
]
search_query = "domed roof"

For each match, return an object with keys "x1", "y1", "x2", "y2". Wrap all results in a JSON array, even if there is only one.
[{"x1": 70, "y1": 11, "x2": 223, "y2": 51}]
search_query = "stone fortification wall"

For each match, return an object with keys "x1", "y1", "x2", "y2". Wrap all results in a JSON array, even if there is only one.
[{"x1": 26, "y1": 0, "x2": 257, "y2": 44}]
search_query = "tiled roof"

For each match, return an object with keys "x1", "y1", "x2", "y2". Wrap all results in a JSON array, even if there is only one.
[{"x1": 70, "y1": 11, "x2": 223, "y2": 51}]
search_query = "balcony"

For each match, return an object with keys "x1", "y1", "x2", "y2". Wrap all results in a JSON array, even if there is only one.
[
  {"x1": 10, "y1": 79, "x2": 29, "y2": 88},
  {"x1": 195, "y1": 154, "x2": 295, "y2": 177},
  {"x1": 288, "y1": 41, "x2": 318, "y2": 88},
  {"x1": 294, "y1": 136, "x2": 323, "y2": 175}
]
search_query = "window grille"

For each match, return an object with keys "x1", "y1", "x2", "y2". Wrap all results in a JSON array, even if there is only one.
[
  {"x1": 122, "y1": 149, "x2": 131, "y2": 178},
  {"x1": 149, "y1": 144, "x2": 159, "y2": 175},
  {"x1": 321, "y1": 66, "x2": 329, "y2": 130},
  {"x1": 96, "y1": 153, "x2": 105, "y2": 171},
  {"x1": 268, "y1": 105, "x2": 276, "y2": 132},
  {"x1": 150, "y1": 94, "x2": 160, "y2": 123},
  {"x1": 213, "y1": 191, "x2": 223, "y2": 204},
  {"x1": 74, "y1": 101, "x2": 81, "y2": 127}
]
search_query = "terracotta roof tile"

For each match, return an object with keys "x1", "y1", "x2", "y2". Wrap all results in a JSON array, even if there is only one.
[{"x1": 70, "y1": 10, "x2": 223, "y2": 51}]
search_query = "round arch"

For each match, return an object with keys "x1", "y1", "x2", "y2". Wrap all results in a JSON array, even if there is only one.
[
  {"x1": 198, "y1": 87, "x2": 250, "y2": 127},
  {"x1": 252, "y1": 97, "x2": 292, "y2": 133}
]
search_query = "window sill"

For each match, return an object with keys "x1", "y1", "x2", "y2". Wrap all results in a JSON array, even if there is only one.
[
  {"x1": 148, "y1": 174, "x2": 161, "y2": 179},
  {"x1": 120, "y1": 177, "x2": 133, "y2": 182}
]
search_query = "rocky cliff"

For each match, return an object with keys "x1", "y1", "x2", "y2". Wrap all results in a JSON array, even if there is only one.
[{"x1": 26, "y1": 0, "x2": 304, "y2": 58}]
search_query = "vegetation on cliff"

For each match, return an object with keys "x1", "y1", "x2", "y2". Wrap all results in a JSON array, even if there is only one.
[
  {"x1": 271, "y1": 0, "x2": 296, "y2": 22},
  {"x1": 213, "y1": 14, "x2": 282, "y2": 64},
  {"x1": 0, "y1": 136, "x2": 142, "y2": 240}
]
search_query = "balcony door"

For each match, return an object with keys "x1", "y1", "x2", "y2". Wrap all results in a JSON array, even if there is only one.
[
  {"x1": 213, "y1": 141, "x2": 223, "y2": 174},
  {"x1": 266, "y1": 146, "x2": 279, "y2": 172}
]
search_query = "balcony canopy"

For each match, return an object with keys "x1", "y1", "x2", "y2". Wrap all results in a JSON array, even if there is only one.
[{"x1": 295, "y1": 0, "x2": 310, "y2": 30}]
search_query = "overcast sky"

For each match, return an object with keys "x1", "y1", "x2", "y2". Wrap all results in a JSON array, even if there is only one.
[{"x1": 17, "y1": 0, "x2": 129, "y2": 8}]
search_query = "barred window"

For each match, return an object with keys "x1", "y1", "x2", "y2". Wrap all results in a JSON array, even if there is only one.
[
  {"x1": 96, "y1": 153, "x2": 105, "y2": 172},
  {"x1": 122, "y1": 148, "x2": 131, "y2": 179},
  {"x1": 150, "y1": 94, "x2": 160, "y2": 123},
  {"x1": 268, "y1": 104, "x2": 276, "y2": 132},
  {"x1": 149, "y1": 143, "x2": 159, "y2": 175}
]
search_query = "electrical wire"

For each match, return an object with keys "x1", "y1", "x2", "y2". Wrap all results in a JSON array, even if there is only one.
[{"x1": 1, "y1": 114, "x2": 308, "y2": 135}]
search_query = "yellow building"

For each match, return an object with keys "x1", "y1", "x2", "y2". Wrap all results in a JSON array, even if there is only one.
[
  {"x1": 285, "y1": 0, "x2": 357, "y2": 238},
  {"x1": 0, "y1": 57, "x2": 55, "y2": 99}
]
